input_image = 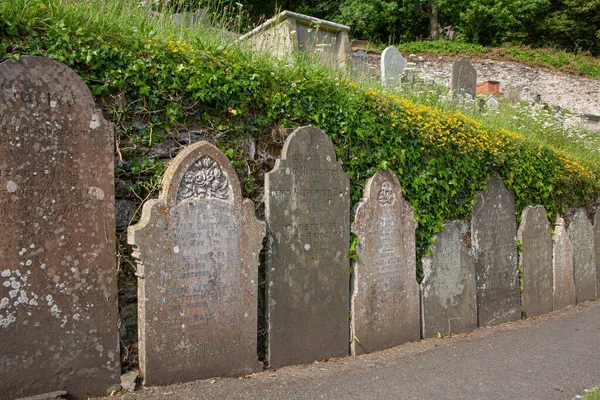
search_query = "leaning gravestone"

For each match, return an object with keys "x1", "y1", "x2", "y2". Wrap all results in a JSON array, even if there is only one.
[
  {"x1": 0, "y1": 56, "x2": 118, "y2": 399},
  {"x1": 471, "y1": 177, "x2": 521, "y2": 326},
  {"x1": 553, "y1": 215, "x2": 576, "y2": 310},
  {"x1": 128, "y1": 141, "x2": 264, "y2": 385},
  {"x1": 450, "y1": 57, "x2": 477, "y2": 99},
  {"x1": 381, "y1": 46, "x2": 406, "y2": 88},
  {"x1": 568, "y1": 209, "x2": 596, "y2": 303},
  {"x1": 421, "y1": 220, "x2": 477, "y2": 339},
  {"x1": 351, "y1": 171, "x2": 419, "y2": 355},
  {"x1": 265, "y1": 126, "x2": 350, "y2": 368},
  {"x1": 594, "y1": 208, "x2": 600, "y2": 299},
  {"x1": 517, "y1": 206, "x2": 553, "y2": 318}
]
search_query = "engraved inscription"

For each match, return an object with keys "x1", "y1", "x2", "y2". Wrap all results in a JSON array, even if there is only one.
[{"x1": 176, "y1": 156, "x2": 230, "y2": 204}]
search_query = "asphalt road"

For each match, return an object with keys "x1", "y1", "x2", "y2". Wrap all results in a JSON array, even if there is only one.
[{"x1": 106, "y1": 300, "x2": 600, "y2": 400}]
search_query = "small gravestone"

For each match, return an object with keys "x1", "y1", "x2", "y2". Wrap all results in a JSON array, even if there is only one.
[
  {"x1": 128, "y1": 141, "x2": 264, "y2": 385},
  {"x1": 595, "y1": 208, "x2": 600, "y2": 299},
  {"x1": 568, "y1": 209, "x2": 596, "y2": 303},
  {"x1": 351, "y1": 171, "x2": 420, "y2": 355},
  {"x1": 265, "y1": 126, "x2": 350, "y2": 368},
  {"x1": 381, "y1": 46, "x2": 406, "y2": 88},
  {"x1": 471, "y1": 177, "x2": 521, "y2": 326},
  {"x1": 450, "y1": 57, "x2": 477, "y2": 99},
  {"x1": 553, "y1": 215, "x2": 576, "y2": 310},
  {"x1": 486, "y1": 95, "x2": 499, "y2": 111},
  {"x1": 0, "y1": 56, "x2": 118, "y2": 399},
  {"x1": 517, "y1": 206, "x2": 553, "y2": 318},
  {"x1": 351, "y1": 49, "x2": 370, "y2": 77},
  {"x1": 421, "y1": 220, "x2": 477, "y2": 338}
]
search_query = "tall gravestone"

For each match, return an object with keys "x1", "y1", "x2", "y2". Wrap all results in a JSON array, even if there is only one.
[
  {"x1": 594, "y1": 208, "x2": 600, "y2": 300},
  {"x1": 350, "y1": 171, "x2": 419, "y2": 355},
  {"x1": 450, "y1": 57, "x2": 477, "y2": 99},
  {"x1": 517, "y1": 206, "x2": 553, "y2": 318},
  {"x1": 421, "y1": 220, "x2": 477, "y2": 338},
  {"x1": 265, "y1": 126, "x2": 350, "y2": 368},
  {"x1": 128, "y1": 141, "x2": 264, "y2": 385},
  {"x1": 0, "y1": 56, "x2": 118, "y2": 399},
  {"x1": 553, "y1": 215, "x2": 576, "y2": 310},
  {"x1": 568, "y1": 209, "x2": 596, "y2": 303},
  {"x1": 381, "y1": 46, "x2": 407, "y2": 88},
  {"x1": 471, "y1": 177, "x2": 521, "y2": 326}
]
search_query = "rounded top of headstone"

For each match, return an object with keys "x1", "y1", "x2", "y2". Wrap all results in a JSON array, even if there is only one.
[
  {"x1": 382, "y1": 46, "x2": 402, "y2": 58},
  {"x1": 362, "y1": 170, "x2": 402, "y2": 205},
  {"x1": 280, "y1": 126, "x2": 338, "y2": 163},
  {"x1": 160, "y1": 141, "x2": 242, "y2": 208},
  {"x1": 0, "y1": 56, "x2": 96, "y2": 116},
  {"x1": 519, "y1": 205, "x2": 549, "y2": 231}
]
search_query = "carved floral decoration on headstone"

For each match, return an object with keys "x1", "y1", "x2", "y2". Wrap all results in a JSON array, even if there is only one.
[
  {"x1": 377, "y1": 181, "x2": 394, "y2": 205},
  {"x1": 176, "y1": 155, "x2": 230, "y2": 203}
]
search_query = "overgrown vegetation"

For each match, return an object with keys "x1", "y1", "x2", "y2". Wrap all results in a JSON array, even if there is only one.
[
  {"x1": 584, "y1": 386, "x2": 600, "y2": 400},
  {"x1": 1, "y1": 0, "x2": 599, "y2": 275}
]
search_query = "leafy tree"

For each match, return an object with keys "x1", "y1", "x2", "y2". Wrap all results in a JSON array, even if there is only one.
[{"x1": 542, "y1": 0, "x2": 599, "y2": 55}]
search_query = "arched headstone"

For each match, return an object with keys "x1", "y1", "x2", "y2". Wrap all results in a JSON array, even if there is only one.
[
  {"x1": 381, "y1": 46, "x2": 407, "y2": 88},
  {"x1": 553, "y1": 215, "x2": 576, "y2": 310},
  {"x1": 450, "y1": 57, "x2": 477, "y2": 99},
  {"x1": 0, "y1": 56, "x2": 118, "y2": 398},
  {"x1": 568, "y1": 209, "x2": 596, "y2": 303},
  {"x1": 265, "y1": 126, "x2": 350, "y2": 368},
  {"x1": 128, "y1": 141, "x2": 264, "y2": 385},
  {"x1": 351, "y1": 171, "x2": 420, "y2": 354}
]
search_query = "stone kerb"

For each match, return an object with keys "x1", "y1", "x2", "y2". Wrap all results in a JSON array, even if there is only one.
[
  {"x1": 0, "y1": 56, "x2": 119, "y2": 399},
  {"x1": 351, "y1": 171, "x2": 420, "y2": 355},
  {"x1": 471, "y1": 177, "x2": 521, "y2": 326},
  {"x1": 450, "y1": 57, "x2": 477, "y2": 99},
  {"x1": 553, "y1": 215, "x2": 576, "y2": 310},
  {"x1": 265, "y1": 126, "x2": 350, "y2": 368},
  {"x1": 568, "y1": 209, "x2": 596, "y2": 303},
  {"x1": 517, "y1": 206, "x2": 553, "y2": 318},
  {"x1": 128, "y1": 141, "x2": 264, "y2": 386},
  {"x1": 421, "y1": 220, "x2": 477, "y2": 338},
  {"x1": 381, "y1": 46, "x2": 407, "y2": 88}
]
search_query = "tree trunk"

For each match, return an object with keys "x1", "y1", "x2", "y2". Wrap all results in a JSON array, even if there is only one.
[{"x1": 429, "y1": 2, "x2": 442, "y2": 39}]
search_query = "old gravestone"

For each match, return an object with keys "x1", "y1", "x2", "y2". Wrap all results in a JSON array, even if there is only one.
[
  {"x1": 128, "y1": 141, "x2": 264, "y2": 385},
  {"x1": 568, "y1": 209, "x2": 596, "y2": 303},
  {"x1": 450, "y1": 57, "x2": 477, "y2": 99},
  {"x1": 0, "y1": 56, "x2": 118, "y2": 399},
  {"x1": 381, "y1": 46, "x2": 407, "y2": 88},
  {"x1": 594, "y1": 207, "x2": 600, "y2": 300},
  {"x1": 350, "y1": 171, "x2": 419, "y2": 355},
  {"x1": 553, "y1": 215, "x2": 576, "y2": 310},
  {"x1": 517, "y1": 206, "x2": 553, "y2": 318},
  {"x1": 265, "y1": 126, "x2": 350, "y2": 368},
  {"x1": 421, "y1": 221, "x2": 477, "y2": 339},
  {"x1": 471, "y1": 177, "x2": 521, "y2": 326}
]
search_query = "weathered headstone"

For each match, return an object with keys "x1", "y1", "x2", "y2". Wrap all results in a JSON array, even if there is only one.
[
  {"x1": 421, "y1": 220, "x2": 477, "y2": 338},
  {"x1": 471, "y1": 177, "x2": 521, "y2": 326},
  {"x1": 596, "y1": 208, "x2": 600, "y2": 299},
  {"x1": 381, "y1": 46, "x2": 406, "y2": 88},
  {"x1": 351, "y1": 171, "x2": 419, "y2": 355},
  {"x1": 517, "y1": 206, "x2": 553, "y2": 318},
  {"x1": 351, "y1": 49, "x2": 370, "y2": 77},
  {"x1": 0, "y1": 56, "x2": 118, "y2": 399},
  {"x1": 568, "y1": 209, "x2": 596, "y2": 303},
  {"x1": 265, "y1": 126, "x2": 350, "y2": 368},
  {"x1": 128, "y1": 141, "x2": 264, "y2": 385},
  {"x1": 450, "y1": 57, "x2": 477, "y2": 99},
  {"x1": 486, "y1": 95, "x2": 499, "y2": 111},
  {"x1": 553, "y1": 215, "x2": 576, "y2": 310}
]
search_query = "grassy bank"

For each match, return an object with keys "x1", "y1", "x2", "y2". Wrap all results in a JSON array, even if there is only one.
[{"x1": 1, "y1": 0, "x2": 599, "y2": 271}]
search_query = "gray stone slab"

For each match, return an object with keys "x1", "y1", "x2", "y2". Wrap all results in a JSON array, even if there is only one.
[
  {"x1": 128, "y1": 141, "x2": 264, "y2": 385},
  {"x1": 553, "y1": 215, "x2": 576, "y2": 310},
  {"x1": 517, "y1": 206, "x2": 553, "y2": 318},
  {"x1": 450, "y1": 57, "x2": 477, "y2": 99},
  {"x1": 568, "y1": 209, "x2": 596, "y2": 303},
  {"x1": 265, "y1": 126, "x2": 350, "y2": 368},
  {"x1": 421, "y1": 220, "x2": 477, "y2": 339},
  {"x1": 350, "y1": 171, "x2": 420, "y2": 355},
  {"x1": 381, "y1": 46, "x2": 406, "y2": 88},
  {"x1": 0, "y1": 56, "x2": 118, "y2": 399},
  {"x1": 594, "y1": 207, "x2": 600, "y2": 300},
  {"x1": 471, "y1": 177, "x2": 521, "y2": 326}
]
